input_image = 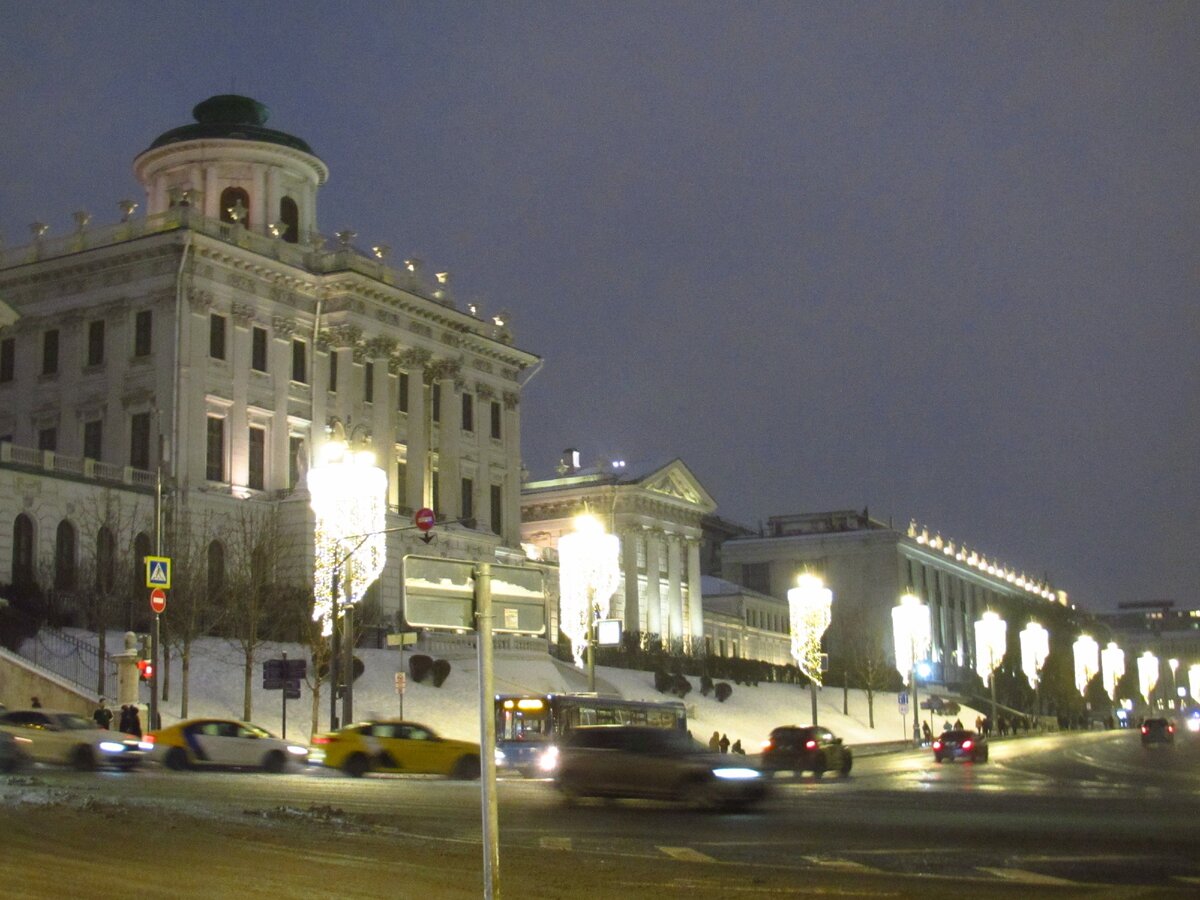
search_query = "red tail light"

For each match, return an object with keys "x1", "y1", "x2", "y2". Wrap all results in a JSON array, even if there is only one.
[
  {"x1": 1141, "y1": 726, "x2": 1149, "y2": 735},
  {"x1": 805, "y1": 740, "x2": 817, "y2": 750},
  {"x1": 312, "y1": 736, "x2": 331, "y2": 745},
  {"x1": 932, "y1": 741, "x2": 942, "y2": 750},
  {"x1": 1168, "y1": 725, "x2": 1175, "y2": 733},
  {"x1": 961, "y1": 740, "x2": 973, "y2": 750},
  {"x1": 143, "y1": 734, "x2": 156, "y2": 744},
  {"x1": 761, "y1": 740, "x2": 773, "y2": 751}
]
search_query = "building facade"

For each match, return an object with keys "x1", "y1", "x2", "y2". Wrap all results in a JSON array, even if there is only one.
[{"x1": 0, "y1": 95, "x2": 540, "y2": 630}]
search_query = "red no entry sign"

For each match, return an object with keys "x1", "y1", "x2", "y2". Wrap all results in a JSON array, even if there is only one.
[
  {"x1": 414, "y1": 507, "x2": 436, "y2": 532},
  {"x1": 150, "y1": 587, "x2": 167, "y2": 614}
]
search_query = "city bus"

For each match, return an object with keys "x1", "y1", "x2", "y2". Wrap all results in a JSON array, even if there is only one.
[{"x1": 494, "y1": 692, "x2": 688, "y2": 776}]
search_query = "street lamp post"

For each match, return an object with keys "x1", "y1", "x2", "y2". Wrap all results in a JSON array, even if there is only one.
[
  {"x1": 1101, "y1": 642, "x2": 1124, "y2": 704},
  {"x1": 788, "y1": 572, "x2": 833, "y2": 727},
  {"x1": 1169, "y1": 658, "x2": 1180, "y2": 711},
  {"x1": 892, "y1": 592, "x2": 931, "y2": 746},
  {"x1": 974, "y1": 611, "x2": 1007, "y2": 730},
  {"x1": 557, "y1": 515, "x2": 621, "y2": 692},
  {"x1": 1137, "y1": 651, "x2": 1159, "y2": 711},
  {"x1": 1019, "y1": 621, "x2": 1050, "y2": 720}
]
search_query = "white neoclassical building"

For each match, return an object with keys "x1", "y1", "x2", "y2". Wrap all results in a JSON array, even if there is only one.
[{"x1": 0, "y1": 95, "x2": 540, "y2": 632}]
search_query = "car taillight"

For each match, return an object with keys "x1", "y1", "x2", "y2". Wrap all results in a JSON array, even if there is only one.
[
  {"x1": 1168, "y1": 725, "x2": 1175, "y2": 733},
  {"x1": 805, "y1": 740, "x2": 817, "y2": 750},
  {"x1": 962, "y1": 740, "x2": 973, "y2": 750},
  {"x1": 312, "y1": 736, "x2": 331, "y2": 745},
  {"x1": 143, "y1": 734, "x2": 156, "y2": 744},
  {"x1": 932, "y1": 741, "x2": 942, "y2": 750},
  {"x1": 1141, "y1": 726, "x2": 1149, "y2": 734},
  {"x1": 761, "y1": 741, "x2": 773, "y2": 751}
]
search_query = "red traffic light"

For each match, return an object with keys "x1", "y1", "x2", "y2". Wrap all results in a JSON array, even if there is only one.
[{"x1": 137, "y1": 659, "x2": 155, "y2": 681}]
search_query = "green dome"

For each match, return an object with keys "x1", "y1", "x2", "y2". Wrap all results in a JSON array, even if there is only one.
[{"x1": 145, "y1": 94, "x2": 316, "y2": 155}]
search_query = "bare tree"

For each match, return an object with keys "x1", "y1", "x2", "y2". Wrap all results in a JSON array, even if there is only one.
[{"x1": 842, "y1": 604, "x2": 899, "y2": 730}]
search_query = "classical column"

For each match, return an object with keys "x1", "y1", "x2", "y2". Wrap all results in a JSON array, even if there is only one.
[
  {"x1": 620, "y1": 528, "x2": 641, "y2": 633},
  {"x1": 429, "y1": 360, "x2": 461, "y2": 519},
  {"x1": 645, "y1": 529, "x2": 663, "y2": 638},
  {"x1": 396, "y1": 349, "x2": 430, "y2": 510},
  {"x1": 666, "y1": 534, "x2": 684, "y2": 643},
  {"x1": 686, "y1": 537, "x2": 703, "y2": 644},
  {"x1": 501, "y1": 391, "x2": 522, "y2": 545}
]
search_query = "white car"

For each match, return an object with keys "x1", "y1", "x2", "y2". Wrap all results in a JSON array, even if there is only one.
[
  {"x1": 145, "y1": 718, "x2": 308, "y2": 772},
  {"x1": 0, "y1": 709, "x2": 148, "y2": 770}
]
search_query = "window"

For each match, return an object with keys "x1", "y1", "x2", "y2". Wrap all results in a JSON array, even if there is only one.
[
  {"x1": 291, "y1": 340, "x2": 307, "y2": 383},
  {"x1": 209, "y1": 314, "x2": 227, "y2": 360},
  {"x1": 206, "y1": 416, "x2": 225, "y2": 481},
  {"x1": 250, "y1": 326, "x2": 268, "y2": 372},
  {"x1": 12, "y1": 514, "x2": 35, "y2": 587},
  {"x1": 490, "y1": 401, "x2": 502, "y2": 440},
  {"x1": 328, "y1": 352, "x2": 338, "y2": 392},
  {"x1": 364, "y1": 362, "x2": 374, "y2": 403},
  {"x1": 490, "y1": 484, "x2": 503, "y2": 535},
  {"x1": 431, "y1": 470, "x2": 440, "y2": 514},
  {"x1": 396, "y1": 460, "x2": 408, "y2": 509},
  {"x1": 38, "y1": 427, "x2": 57, "y2": 452},
  {"x1": 279, "y1": 197, "x2": 299, "y2": 244},
  {"x1": 42, "y1": 329, "x2": 59, "y2": 375},
  {"x1": 0, "y1": 337, "x2": 13, "y2": 382},
  {"x1": 134, "y1": 310, "x2": 152, "y2": 357},
  {"x1": 431, "y1": 383, "x2": 441, "y2": 422},
  {"x1": 54, "y1": 520, "x2": 77, "y2": 590},
  {"x1": 742, "y1": 562, "x2": 770, "y2": 594},
  {"x1": 130, "y1": 412, "x2": 151, "y2": 470},
  {"x1": 397, "y1": 371, "x2": 409, "y2": 412},
  {"x1": 83, "y1": 420, "x2": 102, "y2": 461},
  {"x1": 289, "y1": 435, "x2": 304, "y2": 489},
  {"x1": 462, "y1": 393, "x2": 474, "y2": 432},
  {"x1": 461, "y1": 477, "x2": 474, "y2": 522},
  {"x1": 248, "y1": 426, "x2": 265, "y2": 490},
  {"x1": 87, "y1": 320, "x2": 105, "y2": 367},
  {"x1": 219, "y1": 186, "x2": 251, "y2": 227}
]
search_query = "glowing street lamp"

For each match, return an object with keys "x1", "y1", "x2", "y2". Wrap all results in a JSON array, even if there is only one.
[
  {"x1": 1019, "y1": 621, "x2": 1050, "y2": 689},
  {"x1": 1189, "y1": 664, "x2": 1200, "y2": 705},
  {"x1": 892, "y1": 592, "x2": 931, "y2": 745},
  {"x1": 557, "y1": 514, "x2": 621, "y2": 692},
  {"x1": 788, "y1": 572, "x2": 833, "y2": 726},
  {"x1": 308, "y1": 421, "x2": 387, "y2": 728},
  {"x1": 1169, "y1": 658, "x2": 1180, "y2": 710},
  {"x1": 1072, "y1": 634, "x2": 1100, "y2": 697},
  {"x1": 1137, "y1": 651, "x2": 1159, "y2": 708},
  {"x1": 974, "y1": 611, "x2": 1007, "y2": 727},
  {"x1": 1101, "y1": 642, "x2": 1125, "y2": 702}
]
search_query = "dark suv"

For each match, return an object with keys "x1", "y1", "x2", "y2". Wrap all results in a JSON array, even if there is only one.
[
  {"x1": 760, "y1": 726, "x2": 852, "y2": 777},
  {"x1": 1141, "y1": 717, "x2": 1175, "y2": 746},
  {"x1": 553, "y1": 726, "x2": 768, "y2": 810}
]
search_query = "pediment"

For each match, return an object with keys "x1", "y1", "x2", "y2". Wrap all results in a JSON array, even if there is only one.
[{"x1": 638, "y1": 459, "x2": 717, "y2": 512}]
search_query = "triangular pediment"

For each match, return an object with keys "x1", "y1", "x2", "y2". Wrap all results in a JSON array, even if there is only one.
[{"x1": 637, "y1": 459, "x2": 717, "y2": 513}]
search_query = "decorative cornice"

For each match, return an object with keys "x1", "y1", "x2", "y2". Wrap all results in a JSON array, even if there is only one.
[
  {"x1": 395, "y1": 347, "x2": 431, "y2": 370},
  {"x1": 502, "y1": 390, "x2": 520, "y2": 410},
  {"x1": 271, "y1": 316, "x2": 298, "y2": 338},
  {"x1": 230, "y1": 301, "x2": 256, "y2": 326}
]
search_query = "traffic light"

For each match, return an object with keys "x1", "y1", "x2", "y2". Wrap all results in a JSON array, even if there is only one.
[{"x1": 137, "y1": 658, "x2": 154, "y2": 681}]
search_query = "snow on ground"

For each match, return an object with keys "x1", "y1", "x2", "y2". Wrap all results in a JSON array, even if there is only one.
[{"x1": 110, "y1": 631, "x2": 981, "y2": 749}]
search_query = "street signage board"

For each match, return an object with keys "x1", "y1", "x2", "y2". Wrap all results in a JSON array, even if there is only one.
[
  {"x1": 597, "y1": 618, "x2": 622, "y2": 646},
  {"x1": 402, "y1": 555, "x2": 546, "y2": 634},
  {"x1": 149, "y1": 588, "x2": 167, "y2": 614},
  {"x1": 264, "y1": 658, "x2": 307, "y2": 681},
  {"x1": 898, "y1": 690, "x2": 909, "y2": 714},
  {"x1": 145, "y1": 556, "x2": 171, "y2": 589}
]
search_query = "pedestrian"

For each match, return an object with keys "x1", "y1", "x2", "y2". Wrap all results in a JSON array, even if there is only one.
[
  {"x1": 953, "y1": 718, "x2": 963, "y2": 730},
  {"x1": 30, "y1": 696, "x2": 42, "y2": 709},
  {"x1": 922, "y1": 721, "x2": 932, "y2": 743},
  {"x1": 719, "y1": 733, "x2": 730, "y2": 754},
  {"x1": 93, "y1": 698, "x2": 113, "y2": 730},
  {"x1": 708, "y1": 731, "x2": 721, "y2": 752},
  {"x1": 119, "y1": 704, "x2": 142, "y2": 737},
  {"x1": 731, "y1": 740, "x2": 745, "y2": 755},
  {"x1": 943, "y1": 720, "x2": 952, "y2": 733},
  {"x1": 975, "y1": 715, "x2": 983, "y2": 732}
]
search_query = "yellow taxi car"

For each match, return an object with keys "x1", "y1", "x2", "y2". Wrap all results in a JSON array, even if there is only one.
[
  {"x1": 146, "y1": 717, "x2": 308, "y2": 772},
  {"x1": 311, "y1": 719, "x2": 480, "y2": 779}
]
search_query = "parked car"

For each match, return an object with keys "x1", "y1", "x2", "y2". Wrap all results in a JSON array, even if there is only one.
[
  {"x1": 0, "y1": 709, "x2": 147, "y2": 770},
  {"x1": 551, "y1": 725, "x2": 768, "y2": 810},
  {"x1": 311, "y1": 720, "x2": 481, "y2": 779},
  {"x1": 145, "y1": 718, "x2": 308, "y2": 772},
  {"x1": 932, "y1": 729, "x2": 989, "y2": 763},
  {"x1": 760, "y1": 725, "x2": 852, "y2": 777},
  {"x1": 1140, "y1": 717, "x2": 1175, "y2": 746}
]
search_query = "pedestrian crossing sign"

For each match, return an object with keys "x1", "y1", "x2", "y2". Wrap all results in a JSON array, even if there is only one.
[{"x1": 145, "y1": 556, "x2": 171, "y2": 589}]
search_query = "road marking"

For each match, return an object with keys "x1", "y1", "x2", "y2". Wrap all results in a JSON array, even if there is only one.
[
  {"x1": 802, "y1": 857, "x2": 880, "y2": 872},
  {"x1": 1173, "y1": 876, "x2": 1200, "y2": 884},
  {"x1": 978, "y1": 867, "x2": 1079, "y2": 885},
  {"x1": 659, "y1": 846, "x2": 717, "y2": 863},
  {"x1": 539, "y1": 836, "x2": 572, "y2": 851}
]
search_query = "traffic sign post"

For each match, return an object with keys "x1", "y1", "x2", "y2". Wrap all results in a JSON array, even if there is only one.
[
  {"x1": 898, "y1": 690, "x2": 910, "y2": 741},
  {"x1": 144, "y1": 556, "x2": 171, "y2": 589},
  {"x1": 262, "y1": 653, "x2": 306, "y2": 739},
  {"x1": 149, "y1": 588, "x2": 167, "y2": 615}
]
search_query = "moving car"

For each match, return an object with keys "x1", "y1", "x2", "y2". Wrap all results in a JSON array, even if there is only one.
[
  {"x1": 551, "y1": 725, "x2": 768, "y2": 810},
  {"x1": 0, "y1": 709, "x2": 147, "y2": 770},
  {"x1": 0, "y1": 729, "x2": 29, "y2": 773},
  {"x1": 760, "y1": 725, "x2": 852, "y2": 777},
  {"x1": 145, "y1": 718, "x2": 308, "y2": 772},
  {"x1": 1140, "y1": 717, "x2": 1175, "y2": 745},
  {"x1": 932, "y1": 729, "x2": 988, "y2": 763},
  {"x1": 311, "y1": 720, "x2": 481, "y2": 779}
]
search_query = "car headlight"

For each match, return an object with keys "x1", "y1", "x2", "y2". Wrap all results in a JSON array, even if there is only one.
[
  {"x1": 537, "y1": 745, "x2": 559, "y2": 772},
  {"x1": 287, "y1": 745, "x2": 309, "y2": 756},
  {"x1": 494, "y1": 748, "x2": 507, "y2": 764},
  {"x1": 712, "y1": 767, "x2": 760, "y2": 780},
  {"x1": 98, "y1": 741, "x2": 127, "y2": 754},
  {"x1": 1187, "y1": 718, "x2": 1200, "y2": 733},
  {"x1": 137, "y1": 741, "x2": 154, "y2": 751}
]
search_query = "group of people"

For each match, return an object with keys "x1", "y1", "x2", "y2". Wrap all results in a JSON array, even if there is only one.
[
  {"x1": 92, "y1": 698, "x2": 142, "y2": 737},
  {"x1": 921, "y1": 718, "x2": 965, "y2": 743},
  {"x1": 707, "y1": 731, "x2": 746, "y2": 755}
]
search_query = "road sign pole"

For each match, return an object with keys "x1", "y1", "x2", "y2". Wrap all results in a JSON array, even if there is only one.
[
  {"x1": 281, "y1": 651, "x2": 288, "y2": 741},
  {"x1": 475, "y1": 562, "x2": 499, "y2": 900},
  {"x1": 150, "y1": 612, "x2": 160, "y2": 730}
]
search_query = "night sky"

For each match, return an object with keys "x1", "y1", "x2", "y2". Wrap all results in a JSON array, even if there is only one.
[{"x1": 2, "y1": 3, "x2": 1196, "y2": 612}]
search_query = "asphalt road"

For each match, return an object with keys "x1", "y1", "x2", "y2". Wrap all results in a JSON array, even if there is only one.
[{"x1": 2, "y1": 727, "x2": 1198, "y2": 898}]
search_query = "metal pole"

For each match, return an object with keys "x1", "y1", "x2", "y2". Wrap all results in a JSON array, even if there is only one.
[
  {"x1": 586, "y1": 595, "x2": 596, "y2": 693},
  {"x1": 329, "y1": 568, "x2": 340, "y2": 731},
  {"x1": 810, "y1": 680, "x2": 818, "y2": 726},
  {"x1": 343, "y1": 602, "x2": 355, "y2": 726},
  {"x1": 399, "y1": 642, "x2": 405, "y2": 720},
  {"x1": 281, "y1": 650, "x2": 288, "y2": 740},
  {"x1": 912, "y1": 665, "x2": 921, "y2": 745},
  {"x1": 150, "y1": 434, "x2": 163, "y2": 732},
  {"x1": 475, "y1": 563, "x2": 500, "y2": 899}
]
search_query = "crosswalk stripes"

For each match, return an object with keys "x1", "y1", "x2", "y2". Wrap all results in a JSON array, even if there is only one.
[
  {"x1": 977, "y1": 867, "x2": 1080, "y2": 885},
  {"x1": 658, "y1": 846, "x2": 718, "y2": 863}
]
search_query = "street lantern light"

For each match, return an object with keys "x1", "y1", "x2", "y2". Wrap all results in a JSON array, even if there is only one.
[
  {"x1": 1101, "y1": 642, "x2": 1124, "y2": 702},
  {"x1": 1019, "y1": 621, "x2": 1050, "y2": 690},
  {"x1": 892, "y1": 592, "x2": 930, "y2": 745},
  {"x1": 974, "y1": 611, "x2": 1006, "y2": 728},
  {"x1": 1072, "y1": 634, "x2": 1099, "y2": 697},
  {"x1": 788, "y1": 572, "x2": 833, "y2": 727},
  {"x1": 1169, "y1": 658, "x2": 1180, "y2": 710},
  {"x1": 1189, "y1": 664, "x2": 1200, "y2": 705},
  {"x1": 308, "y1": 421, "x2": 387, "y2": 728},
  {"x1": 1137, "y1": 651, "x2": 1159, "y2": 708},
  {"x1": 557, "y1": 514, "x2": 621, "y2": 692}
]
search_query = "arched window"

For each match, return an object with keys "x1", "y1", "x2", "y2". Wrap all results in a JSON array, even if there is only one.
[
  {"x1": 96, "y1": 526, "x2": 116, "y2": 593},
  {"x1": 12, "y1": 514, "x2": 35, "y2": 587},
  {"x1": 207, "y1": 540, "x2": 226, "y2": 603},
  {"x1": 219, "y1": 187, "x2": 251, "y2": 228},
  {"x1": 130, "y1": 532, "x2": 153, "y2": 629},
  {"x1": 279, "y1": 196, "x2": 299, "y2": 244},
  {"x1": 55, "y1": 520, "x2": 77, "y2": 590}
]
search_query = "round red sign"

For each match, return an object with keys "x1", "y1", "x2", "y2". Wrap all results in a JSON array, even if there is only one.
[
  {"x1": 149, "y1": 587, "x2": 167, "y2": 614},
  {"x1": 414, "y1": 507, "x2": 436, "y2": 532}
]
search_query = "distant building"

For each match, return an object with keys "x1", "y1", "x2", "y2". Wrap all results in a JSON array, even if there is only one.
[
  {"x1": 701, "y1": 576, "x2": 792, "y2": 665},
  {"x1": 1094, "y1": 602, "x2": 1200, "y2": 701}
]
